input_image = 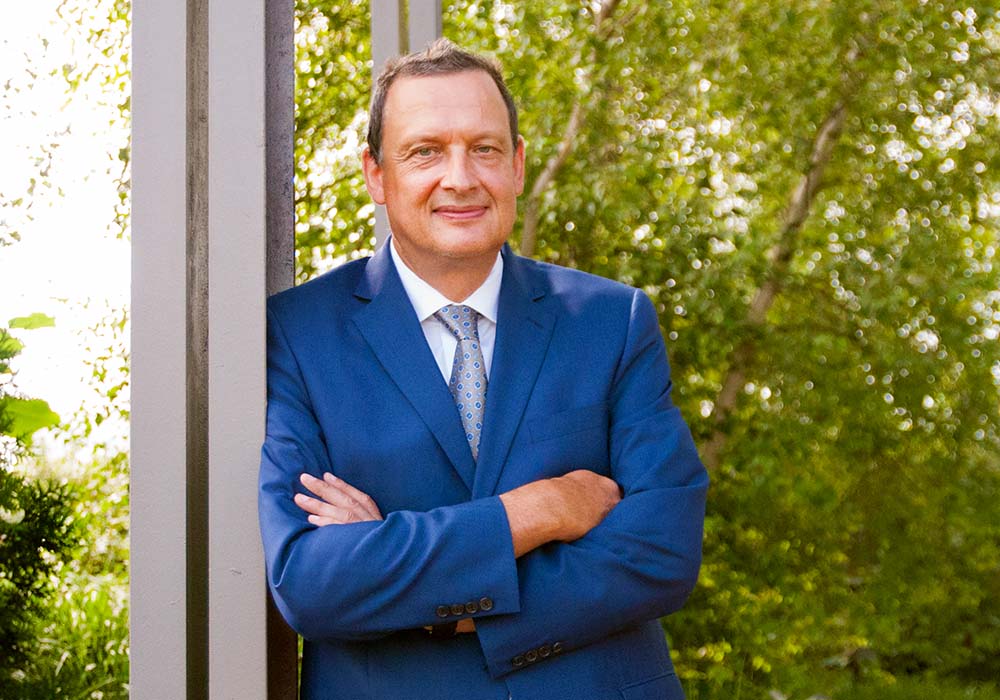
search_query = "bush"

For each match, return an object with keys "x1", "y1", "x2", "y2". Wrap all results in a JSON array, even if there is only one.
[{"x1": 0, "y1": 328, "x2": 77, "y2": 688}]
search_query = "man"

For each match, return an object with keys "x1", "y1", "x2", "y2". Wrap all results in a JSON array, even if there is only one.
[{"x1": 259, "y1": 39, "x2": 708, "y2": 700}]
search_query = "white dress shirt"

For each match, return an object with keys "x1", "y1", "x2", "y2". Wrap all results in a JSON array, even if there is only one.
[{"x1": 389, "y1": 238, "x2": 502, "y2": 382}]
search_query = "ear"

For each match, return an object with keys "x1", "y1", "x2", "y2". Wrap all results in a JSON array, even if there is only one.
[
  {"x1": 361, "y1": 147, "x2": 386, "y2": 205},
  {"x1": 513, "y1": 135, "x2": 526, "y2": 196}
]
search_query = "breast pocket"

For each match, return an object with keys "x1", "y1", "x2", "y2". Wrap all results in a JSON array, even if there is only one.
[{"x1": 527, "y1": 402, "x2": 610, "y2": 474}]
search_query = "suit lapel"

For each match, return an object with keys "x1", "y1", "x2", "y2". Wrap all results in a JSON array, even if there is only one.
[
  {"x1": 351, "y1": 246, "x2": 477, "y2": 491},
  {"x1": 473, "y1": 249, "x2": 555, "y2": 498}
]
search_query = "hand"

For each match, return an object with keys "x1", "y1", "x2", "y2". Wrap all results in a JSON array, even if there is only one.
[
  {"x1": 547, "y1": 469, "x2": 622, "y2": 542},
  {"x1": 294, "y1": 472, "x2": 383, "y2": 526},
  {"x1": 499, "y1": 469, "x2": 622, "y2": 557}
]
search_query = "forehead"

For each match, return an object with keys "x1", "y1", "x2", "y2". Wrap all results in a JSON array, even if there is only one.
[{"x1": 382, "y1": 70, "x2": 510, "y2": 142}]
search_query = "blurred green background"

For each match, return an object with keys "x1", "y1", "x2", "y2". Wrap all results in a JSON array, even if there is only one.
[{"x1": 2, "y1": 1, "x2": 998, "y2": 698}]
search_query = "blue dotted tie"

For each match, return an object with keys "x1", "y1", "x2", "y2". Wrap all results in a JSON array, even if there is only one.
[{"x1": 434, "y1": 305, "x2": 488, "y2": 461}]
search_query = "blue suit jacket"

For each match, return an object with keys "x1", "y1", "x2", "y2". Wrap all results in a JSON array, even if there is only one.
[{"x1": 259, "y1": 243, "x2": 708, "y2": 700}]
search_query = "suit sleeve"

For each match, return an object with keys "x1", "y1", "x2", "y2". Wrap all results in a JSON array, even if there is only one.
[
  {"x1": 474, "y1": 289, "x2": 709, "y2": 678},
  {"x1": 259, "y1": 306, "x2": 521, "y2": 641}
]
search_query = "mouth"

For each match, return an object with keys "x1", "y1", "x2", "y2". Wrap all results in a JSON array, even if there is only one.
[{"x1": 433, "y1": 205, "x2": 488, "y2": 221}]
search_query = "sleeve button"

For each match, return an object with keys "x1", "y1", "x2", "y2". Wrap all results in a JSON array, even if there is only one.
[
  {"x1": 450, "y1": 603, "x2": 465, "y2": 616},
  {"x1": 512, "y1": 655, "x2": 525, "y2": 668},
  {"x1": 464, "y1": 601, "x2": 479, "y2": 614},
  {"x1": 525, "y1": 650, "x2": 538, "y2": 663},
  {"x1": 479, "y1": 596, "x2": 494, "y2": 611},
  {"x1": 552, "y1": 641, "x2": 564, "y2": 654},
  {"x1": 435, "y1": 605, "x2": 450, "y2": 619},
  {"x1": 539, "y1": 644, "x2": 552, "y2": 658}
]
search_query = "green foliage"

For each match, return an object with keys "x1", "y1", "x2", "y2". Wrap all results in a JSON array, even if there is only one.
[
  {"x1": 8, "y1": 314, "x2": 56, "y2": 331},
  {"x1": 0, "y1": 313, "x2": 129, "y2": 697},
  {"x1": 0, "y1": 328, "x2": 76, "y2": 684},
  {"x1": 0, "y1": 472, "x2": 76, "y2": 693},
  {"x1": 7, "y1": 444, "x2": 130, "y2": 700},
  {"x1": 5, "y1": 570, "x2": 129, "y2": 700},
  {"x1": 834, "y1": 677, "x2": 1000, "y2": 700},
  {"x1": 1, "y1": 398, "x2": 61, "y2": 444},
  {"x1": 294, "y1": 0, "x2": 374, "y2": 278},
  {"x1": 295, "y1": 1, "x2": 1000, "y2": 698}
]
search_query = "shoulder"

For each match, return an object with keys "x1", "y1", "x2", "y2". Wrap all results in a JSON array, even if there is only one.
[
  {"x1": 267, "y1": 256, "x2": 369, "y2": 320},
  {"x1": 511, "y1": 254, "x2": 644, "y2": 313}
]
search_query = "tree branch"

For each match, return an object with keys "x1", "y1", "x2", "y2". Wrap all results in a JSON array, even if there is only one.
[
  {"x1": 518, "y1": 0, "x2": 622, "y2": 257},
  {"x1": 701, "y1": 100, "x2": 848, "y2": 471}
]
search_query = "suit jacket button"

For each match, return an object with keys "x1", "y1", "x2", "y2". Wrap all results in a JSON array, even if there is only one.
[
  {"x1": 525, "y1": 650, "x2": 538, "y2": 663},
  {"x1": 539, "y1": 644, "x2": 552, "y2": 658},
  {"x1": 479, "y1": 597, "x2": 494, "y2": 611},
  {"x1": 552, "y1": 642, "x2": 564, "y2": 654},
  {"x1": 464, "y1": 601, "x2": 479, "y2": 614},
  {"x1": 436, "y1": 605, "x2": 450, "y2": 619},
  {"x1": 450, "y1": 603, "x2": 465, "y2": 616},
  {"x1": 512, "y1": 655, "x2": 525, "y2": 668}
]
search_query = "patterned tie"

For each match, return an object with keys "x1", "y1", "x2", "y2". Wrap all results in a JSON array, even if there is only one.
[{"x1": 434, "y1": 305, "x2": 488, "y2": 460}]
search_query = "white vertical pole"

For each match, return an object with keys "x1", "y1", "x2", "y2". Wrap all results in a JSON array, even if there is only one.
[
  {"x1": 207, "y1": 0, "x2": 269, "y2": 696},
  {"x1": 130, "y1": 0, "x2": 190, "y2": 696},
  {"x1": 370, "y1": 0, "x2": 402, "y2": 249},
  {"x1": 407, "y1": 0, "x2": 443, "y2": 54}
]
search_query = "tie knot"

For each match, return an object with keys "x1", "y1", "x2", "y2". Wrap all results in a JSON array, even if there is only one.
[{"x1": 434, "y1": 306, "x2": 481, "y2": 341}]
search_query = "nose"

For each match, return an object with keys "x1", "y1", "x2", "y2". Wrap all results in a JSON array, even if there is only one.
[{"x1": 440, "y1": 150, "x2": 476, "y2": 192}]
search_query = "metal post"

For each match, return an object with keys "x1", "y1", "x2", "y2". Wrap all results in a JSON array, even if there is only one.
[
  {"x1": 131, "y1": 0, "x2": 190, "y2": 695},
  {"x1": 370, "y1": 0, "x2": 403, "y2": 249},
  {"x1": 407, "y1": 0, "x2": 443, "y2": 54},
  {"x1": 206, "y1": 0, "x2": 269, "y2": 696}
]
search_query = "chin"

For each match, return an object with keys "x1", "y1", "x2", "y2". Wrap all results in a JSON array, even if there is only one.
[{"x1": 434, "y1": 234, "x2": 506, "y2": 259}]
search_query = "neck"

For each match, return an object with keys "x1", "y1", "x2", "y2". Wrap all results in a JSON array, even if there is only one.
[
  {"x1": 429, "y1": 266, "x2": 492, "y2": 301},
  {"x1": 393, "y1": 245, "x2": 498, "y2": 302}
]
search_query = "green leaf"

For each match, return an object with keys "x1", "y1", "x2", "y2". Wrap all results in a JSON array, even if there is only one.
[
  {"x1": 1, "y1": 397, "x2": 60, "y2": 440},
  {"x1": 8, "y1": 312, "x2": 56, "y2": 330},
  {"x1": 0, "y1": 334, "x2": 24, "y2": 357}
]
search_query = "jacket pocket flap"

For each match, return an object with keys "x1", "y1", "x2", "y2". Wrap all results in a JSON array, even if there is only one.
[{"x1": 619, "y1": 671, "x2": 685, "y2": 700}]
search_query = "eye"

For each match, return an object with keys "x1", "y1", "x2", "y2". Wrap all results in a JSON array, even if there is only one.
[{"x1": 474, "y1": 145, "x2": 496, "y2": 154}]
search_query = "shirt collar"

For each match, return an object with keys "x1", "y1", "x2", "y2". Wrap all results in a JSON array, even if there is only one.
[{"x1": 389, "y1": 237, "x2": 503, "y2": 324}]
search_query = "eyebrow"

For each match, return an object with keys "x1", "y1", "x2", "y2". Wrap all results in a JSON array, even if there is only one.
[{"x1": 397, "y1": 130, "x2": 510, "y2": 149}]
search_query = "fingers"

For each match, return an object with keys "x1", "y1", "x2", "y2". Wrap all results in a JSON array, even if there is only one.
[
  {"x1": 322, "y1": 472, "x2": 383, "y2": 519},
  {"x1": 293, "y1": 492, "x2": 363, "y2": 526},
  {"x1": 295, "y1": 473, "x2": 383, "y2": 525}
]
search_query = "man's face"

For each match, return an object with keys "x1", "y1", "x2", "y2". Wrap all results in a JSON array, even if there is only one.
[{"x1": 362, "y1": 70, "x2": 525, "y2": 277}]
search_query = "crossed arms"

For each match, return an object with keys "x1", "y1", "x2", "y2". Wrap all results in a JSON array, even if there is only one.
[{"x1": 296, "y1": 468, "x2": 621, "y2": 556}]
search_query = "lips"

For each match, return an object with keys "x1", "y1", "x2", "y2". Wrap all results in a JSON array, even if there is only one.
[{"x1": 433, "y1": 205, "x2": 488, "y2": 220}]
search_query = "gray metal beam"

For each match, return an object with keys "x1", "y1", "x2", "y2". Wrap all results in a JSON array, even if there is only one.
[
  {"x1": 407, "y1": 0, "x2": 443, "y2": 54},
  {"x1": 265, "y1": 0, "x2": 299, "y2": 697},
  {"x1": 131, "y1": 0, "x2": 191, "y2": 695},
  {"x1": 267, "y1": 0, "x2": 296, "y2": 297},
  {"x1": 206, "y1": 0, "x2": 269, "y2": 696},
  {"x1": 370, "y1": 0, "x2": 403, "y2": 249}
]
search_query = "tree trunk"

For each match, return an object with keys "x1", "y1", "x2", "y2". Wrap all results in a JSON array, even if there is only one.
[
  {"x1": 701, "y1": 101, "x2": 848, "y2": 471},
  {"x1": 518, "y1": 0, "x2": 622, "y2": 258}
]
